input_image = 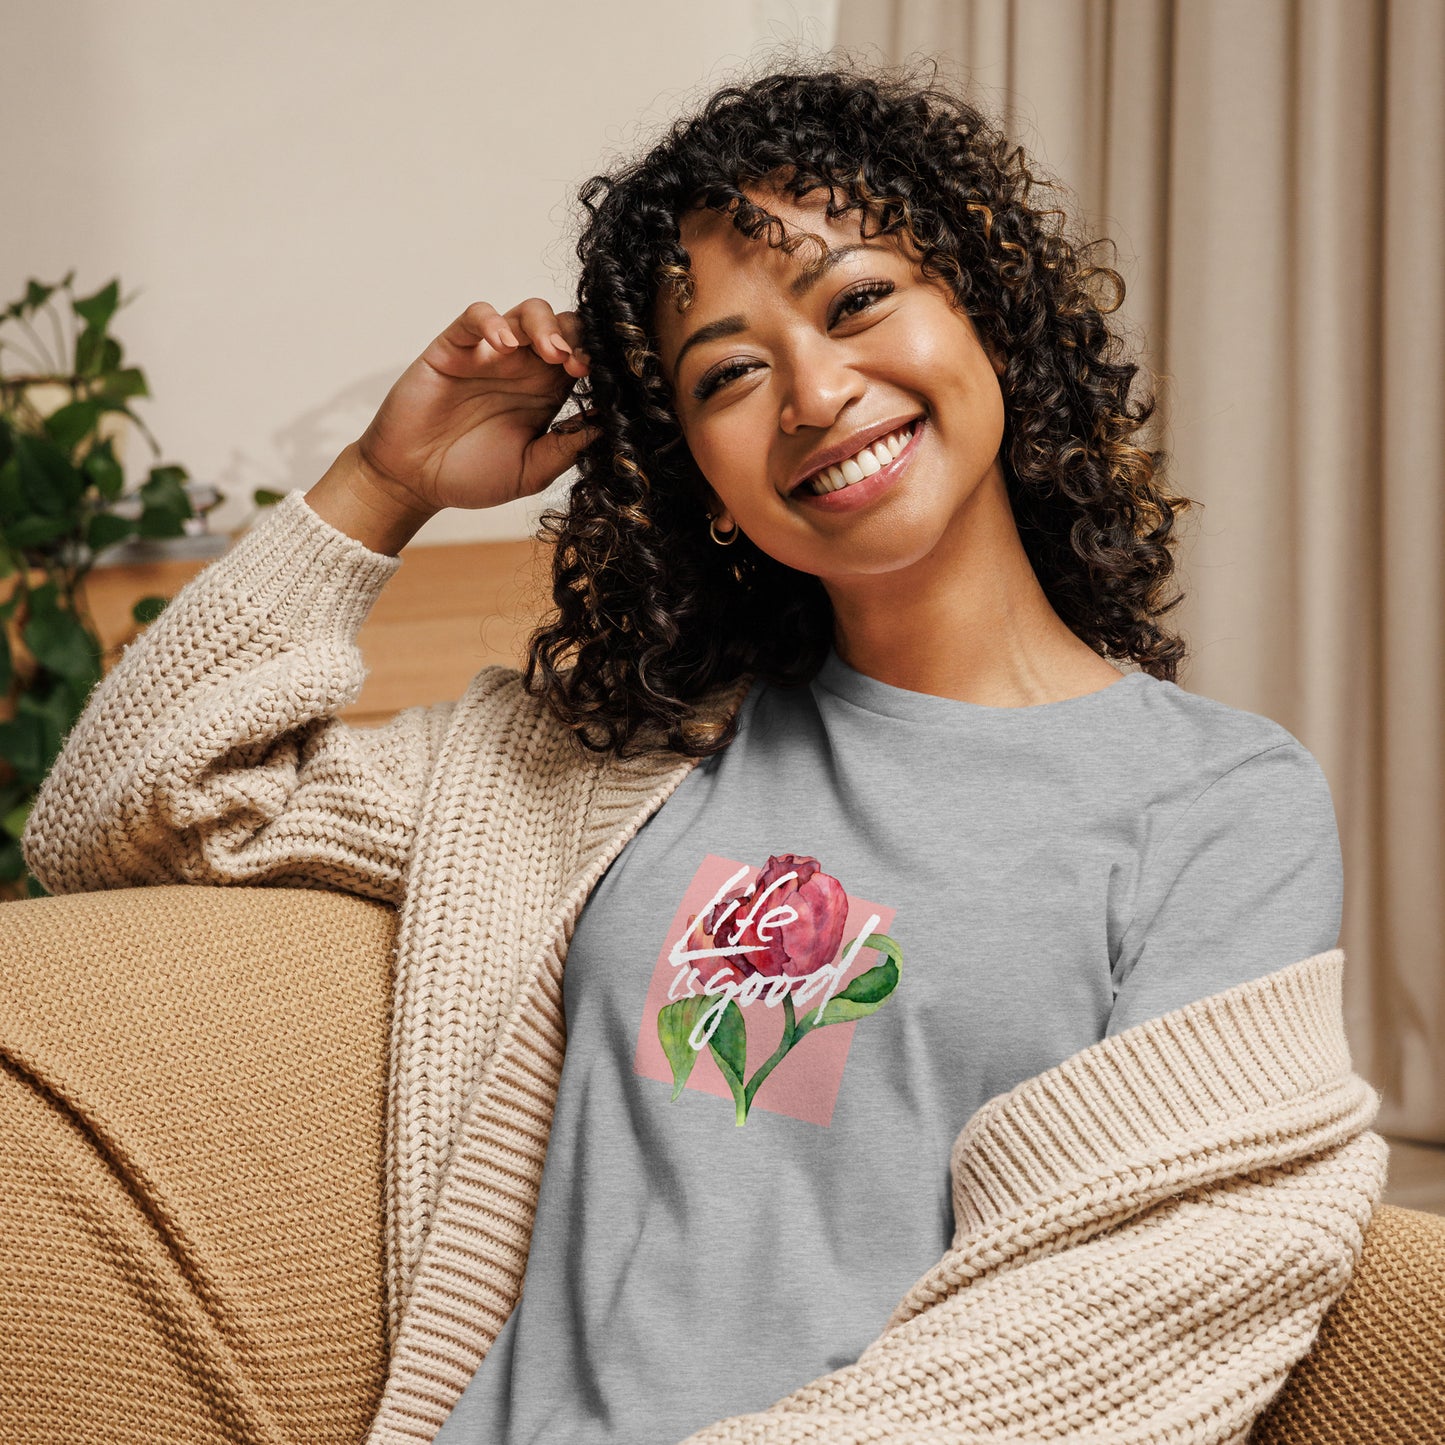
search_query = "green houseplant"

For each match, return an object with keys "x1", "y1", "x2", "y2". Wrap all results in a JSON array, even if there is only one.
[{"x1": 0, "y1": 273, "x2": 207, "y2": 899}]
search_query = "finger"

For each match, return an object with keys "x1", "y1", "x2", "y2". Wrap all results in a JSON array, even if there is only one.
[
  {"x1": 553, "y1": 310, "x2": 592, "y2": 374},
  {"x1": 524, "y1": 418, "x2": 602, "y2": 494},
  {"x1": 431, "y1": 301, "x2": 522, "y2": 370},
  {"x1": 505, "y1": 298, "x2": 581, "y2": 369}
]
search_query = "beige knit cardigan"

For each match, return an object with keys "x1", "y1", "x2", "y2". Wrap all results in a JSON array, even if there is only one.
[{"x1": 22, "y1": 488, "x2": 1389, "y2": 1445}]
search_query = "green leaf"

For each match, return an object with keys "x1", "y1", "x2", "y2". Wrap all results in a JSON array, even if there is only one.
[
  {"x1": 86, "y1": 510, "x2": 135, "y2": 552},
  {"x1": 73, "y1": 279, "x2": 120, "y2": 331},
  {"x1": 23, "y1": 280, "x2": 55, "y2": 314},
  {"x1": 132, "y1": 594, "x2": 169, "y2": 625},
  {"x1": 22, "y1": 600, "x2": 101, "y2": 683},
  {"x1": 805, "y1": 933, "x2": 905, "y2": 1030},
  {"x1": 0, "y1": 625, "x2": 9, "y2": 693},
  {"x1": 707, "y1": 999, "x2": 747, "y2": 1088},
  {"x1": 82, "y1": 438, "x2": 125, "y2": 499},
  {"x1": 5, "y1": 513, "x2": 73, "y2": 547},
  {"x1": 657, "y1": 995, "x2": 709, "y2": 1100},
  {"x1": 253, "y1": 489, "x2": 286, "y2": 507},
  {"x1": 137, "y1": 463, "x2": 192, "y2": 537},
  {"x1": 13, "y1": 433, "x2": 84, "y2": 514},
  {"x1": 0, "y1": 712, "x2": 49, "y2": 784},
  {"x1": 75, "y1": 324, "x2": 105, "y2": 376},
  {"x1": 0, "y1": 836, "x2": 24, "y2": 883},
  {"x1": 143, "y1": 463, "x2": 190, "y2": 496},
  {"x1": 2, "y1": 794, "x2": 31, "y2": 842},
  {"x1": 98, "y1": 366, "x2": 148, "y2": 401},
  {"x1": 0, "y1": 456, "x2": 22, "y2": 522},
  {"x1": 44, "y1": 399, "x2": 101, "y2": 453}
]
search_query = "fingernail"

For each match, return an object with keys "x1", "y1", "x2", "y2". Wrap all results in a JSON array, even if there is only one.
[
  {"x1": 499, "y1": 327, "x2": 519, "y2": 347},
  {"x1": 550, "y1": 333, "x2": 572, "y2": 354}
]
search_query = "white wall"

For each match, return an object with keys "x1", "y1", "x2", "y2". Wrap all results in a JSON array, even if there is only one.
[{"x1": 1, "y1": 0, "x2": 838, "y2": 544}]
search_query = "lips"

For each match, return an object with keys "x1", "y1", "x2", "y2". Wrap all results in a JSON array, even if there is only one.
[
  {"x1": 786, "y1": 414, "x2": 925, "y2": 496},
  {"x1": 791, "y1": 414, "x2": 926, "y2": 511}
]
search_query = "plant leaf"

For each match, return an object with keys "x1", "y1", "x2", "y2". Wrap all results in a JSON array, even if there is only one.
[
  {"x1": 44, "y1": 399, "x2": 101, "y2": 453},
  {"x1": 2, "y1": 795, "x2": 31, "y2": 842},
  {"x1": 137, "y1": 463, "x2": 192, "y2": 536},
  {"x1": 13, "y1": 434, "x2": 84, "y2": 514},
  {"x1": 657, "y1": 995, "x2": 709, "y2": 1100},
  {"x1": 5, "y1": 514, "x2": 73, "y2": 547},
  {"x1": 131, "y1": 595, "x2": 169, "y2": 625},
  {"x1": 808, "y1": 932, "x2": 904, "y2": 1029},
  {"x1": 82, "y1": 438, "x2": 125, "y2": 499},
  {"x1": 22, "y1": 598, "x2": 101, "y2": 683},
  {"x1": 75, "y1": 325, "x2": 105, "y2": 377},
  {"x1": 98, "y1": 366, "x2": 148, "y2": 401},
  {"x1": 0, "y1": 713, "x2": 48, "y2": 785},
  {"x1": 707, "y1": 999, "x2": 747, "y2": 1089},
  {"x1": 0, "y1": 456, "x2": 22, "y2": 523},
  {"x1": 73, "y1": 279, "x2": 120, "y2": 331},
  {"x1": 86, "y1": 511, "x2": 135, "y2": 553},
  {"x1": 23, "y1": 280, "x2": 55, "y2": 314}
]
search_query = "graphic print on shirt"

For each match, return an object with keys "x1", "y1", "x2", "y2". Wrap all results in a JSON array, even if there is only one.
[{"x1": 632, "y1": 853, "x2": 901, "y2": 1127}]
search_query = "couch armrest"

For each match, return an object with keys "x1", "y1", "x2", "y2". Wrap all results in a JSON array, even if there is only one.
[
  {"x1": 0, "y1": 884, "x2": 395, "y2": 1445},
  {"x1": 1251, "y1": 1202, "x2": 1445, "y2": 1443}
]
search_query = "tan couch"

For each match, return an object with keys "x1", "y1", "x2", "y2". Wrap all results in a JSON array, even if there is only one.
[{"x1": 1, "y1": 883, "x2": 1441, "y2": 1444}]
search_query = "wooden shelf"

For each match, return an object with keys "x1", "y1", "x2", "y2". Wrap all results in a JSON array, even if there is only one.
[{"x1": 69, "y1": 532, "x2": 555, "y2": 729}]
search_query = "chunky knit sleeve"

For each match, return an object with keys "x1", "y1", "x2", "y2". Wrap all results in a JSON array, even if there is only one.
[
  {"x1": 20, "y1": 488, "x2": 454, "y2": 907},
  {"x1": 675, "y1": 949, "x2": 1388, "y2": 1445}
]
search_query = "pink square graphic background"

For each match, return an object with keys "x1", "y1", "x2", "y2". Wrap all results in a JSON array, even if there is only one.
[{"x1": 632, "y1": 853, "x2": 897, "y2": 1127}]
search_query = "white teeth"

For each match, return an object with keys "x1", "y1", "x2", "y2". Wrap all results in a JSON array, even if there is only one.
[{"x1": 803, "y1": 422, "x2": 915, "y2": 495}]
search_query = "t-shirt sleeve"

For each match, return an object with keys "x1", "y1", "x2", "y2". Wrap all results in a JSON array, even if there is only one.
[{"x1": 1106, "y1": 738, "x2": 1344, "y2": 1037}]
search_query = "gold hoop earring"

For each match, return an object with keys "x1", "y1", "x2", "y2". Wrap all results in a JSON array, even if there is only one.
[{"x1": 709, "y1": 514, "x2": 739, "y2": 546}]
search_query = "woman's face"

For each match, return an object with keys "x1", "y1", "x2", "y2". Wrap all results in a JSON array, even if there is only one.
[{"x1": 651, "y1": 184, "x2": 1009, "y2": 584}]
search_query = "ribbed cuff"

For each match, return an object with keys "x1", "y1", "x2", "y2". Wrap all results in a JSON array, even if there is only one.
[{"x1": 214, "y1": 487, "x2": 404, "y2": 640}]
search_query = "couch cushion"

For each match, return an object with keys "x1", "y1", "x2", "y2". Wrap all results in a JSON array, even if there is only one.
[{"x1": 0, "y1": 884, "x2": 394, "y2": 1445}]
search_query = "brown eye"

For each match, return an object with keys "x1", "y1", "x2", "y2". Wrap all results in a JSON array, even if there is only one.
[
  {"x1": 693, "y1": 358, "x2": 756, "y2": 401},
  {"x1": 829, "y1": 280, "x2": 895, "y2": 325}
]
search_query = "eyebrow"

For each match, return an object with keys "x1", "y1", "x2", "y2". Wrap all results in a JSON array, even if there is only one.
[{"x1": 668, "y1": 241, "x2": 892, "y2": 385}]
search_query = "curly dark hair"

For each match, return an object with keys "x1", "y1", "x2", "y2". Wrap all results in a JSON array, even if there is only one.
[{"x1": 522, "y1": 53, "x2": 1196, "y2": 760}]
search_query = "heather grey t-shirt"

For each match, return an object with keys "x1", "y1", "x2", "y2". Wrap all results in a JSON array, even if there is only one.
[{"x1": 433, "y1": 647, "x2": 1342, "y2": 1445}]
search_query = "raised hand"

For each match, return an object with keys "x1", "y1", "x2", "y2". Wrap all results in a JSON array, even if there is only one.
[{"x1": 353, "y1": 297, "x2": 598, "y2": 515}]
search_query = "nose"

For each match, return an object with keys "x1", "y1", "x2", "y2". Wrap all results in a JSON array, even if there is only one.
[{"x1": 777, "y1": 334, "x2": 866, "y2": 435}]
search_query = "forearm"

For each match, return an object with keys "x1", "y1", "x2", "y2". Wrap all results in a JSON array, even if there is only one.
[
  {"x1": 678, "y1": 1130, "x2": 1388, "y2": 1445},
  {"x1": 305, "y1": 442, "x2": 438, "y2": 557},
  {"x1": 20, "y1": 485, "x2": 436, "y2": 898}
]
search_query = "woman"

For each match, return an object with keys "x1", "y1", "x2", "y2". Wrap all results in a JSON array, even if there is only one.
[{"x1": 16, "y1": 60, "x2": 1385, "y2": 1445}]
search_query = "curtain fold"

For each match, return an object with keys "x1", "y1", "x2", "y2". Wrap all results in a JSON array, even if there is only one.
[{"x1": 834, "y1": 0, "x2": 1444, "y2": 1139}]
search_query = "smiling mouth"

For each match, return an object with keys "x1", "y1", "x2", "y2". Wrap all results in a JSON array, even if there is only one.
[{"x1": 791, "y1": 419, "x2": 922, "y2": 497}]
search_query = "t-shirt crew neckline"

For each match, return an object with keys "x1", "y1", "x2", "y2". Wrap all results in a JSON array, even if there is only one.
[{"x1": 812, "y1": 645, "x2": 1151, "y2": 725}]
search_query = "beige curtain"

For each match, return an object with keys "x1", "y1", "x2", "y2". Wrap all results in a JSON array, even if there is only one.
[{"x1": 834, "y1": 0, "x2": 1444, "y2": 1141}]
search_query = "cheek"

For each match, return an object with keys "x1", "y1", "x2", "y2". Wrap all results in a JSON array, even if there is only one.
[{"x1": 685, "y1": 416, "x2": 766, "y2": 497}]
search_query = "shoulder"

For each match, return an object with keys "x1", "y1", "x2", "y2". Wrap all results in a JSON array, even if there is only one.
[{"x1": 1128, "y1": 675, "x2": 1334, "y2": 822}]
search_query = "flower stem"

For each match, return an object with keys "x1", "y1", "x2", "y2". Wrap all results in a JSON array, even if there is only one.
[{"x1": 743, "y1": 992, "x2": 800, "y2": 1113}]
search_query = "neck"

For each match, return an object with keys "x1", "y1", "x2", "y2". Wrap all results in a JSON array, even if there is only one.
[{"x1": 822, "y1": 464, "x2": 1119, "y2": 707}]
